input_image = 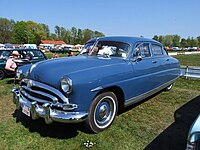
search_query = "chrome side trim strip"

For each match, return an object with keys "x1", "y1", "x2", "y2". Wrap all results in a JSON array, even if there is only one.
[
  {"x1": 124, "y1": 77, "x2": 179, "y2": 107},
  {"x1": 91, "y1": 86, "x2": 103, "y2": 92}
]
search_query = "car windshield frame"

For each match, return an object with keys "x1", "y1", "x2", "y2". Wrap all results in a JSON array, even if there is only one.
[{"x1": 80, "y1": 40, "x2": 131, "y2": 59}]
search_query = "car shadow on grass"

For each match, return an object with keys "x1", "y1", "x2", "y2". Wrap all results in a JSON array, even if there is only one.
[
  {"x1": 6, "y1": 78, "x2": 20, "y2": 85},
  {"x1": 144, "y1": 95, "x2": 200, "y2": 150},
  {"x1": 12, "y1": 110, "x2": 89, "y2": 139},
  {"x1": 118, "y1": 90, "x2": 164, "y2": 115}
]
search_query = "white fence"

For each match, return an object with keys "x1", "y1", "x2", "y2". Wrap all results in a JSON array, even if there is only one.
[
  {"x1": 168, "y1": 52, "x2": 200, "y2": 79},
  {"x1": 180, "y1": 66, "x2": 200, "y2": 79},
  {"x1": 169, "y1": 51, "x2": 200, "y2": 56}
]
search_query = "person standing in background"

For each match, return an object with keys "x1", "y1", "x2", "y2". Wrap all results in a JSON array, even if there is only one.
[{"x1": 5, "y1": 51, "x2": 20, "y2": 72}]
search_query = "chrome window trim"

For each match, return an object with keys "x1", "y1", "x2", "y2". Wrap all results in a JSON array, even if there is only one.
[
  {"x1": 131, "y1": 42, "x2": 152, "y2": 59},
  {"x1": 151, "y1": 43, "x2": 164, "y2": 56}
]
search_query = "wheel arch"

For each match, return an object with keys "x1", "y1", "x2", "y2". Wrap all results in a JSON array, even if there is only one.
[{"x1": 95, "y1": 86, "x2": 125, "y2": 113}]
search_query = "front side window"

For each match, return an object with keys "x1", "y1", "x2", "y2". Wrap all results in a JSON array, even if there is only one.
[
  {"x1": 152, "y1": 44, "x2": 163, "y2": 56},
  {"x1": 80, "y1": 41, "x2": 130, "y2": 58},
  {"x1": 134, "y1": 43, "x2": 151, "y2": 58}
]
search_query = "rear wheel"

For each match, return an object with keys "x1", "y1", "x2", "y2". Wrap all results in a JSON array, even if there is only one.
[
  {"x1": 85, "y1": 91, "x2": 118, "y2": 133},
  {"x1": 165, "y1": 84, "x2": 173, "y2": 91},
  {"x1": 0, "y1": 69, "x2": 5, "y2": 80}
]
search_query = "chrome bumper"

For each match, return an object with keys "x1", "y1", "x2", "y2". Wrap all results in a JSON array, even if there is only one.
[{"x1": 12, "y1": 88, "x2": 88, "y2": 124}]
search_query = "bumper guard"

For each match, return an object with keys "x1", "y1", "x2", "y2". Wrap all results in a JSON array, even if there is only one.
[{"x1": 12, "y1": 88, "x2": 88, "y2": 124}]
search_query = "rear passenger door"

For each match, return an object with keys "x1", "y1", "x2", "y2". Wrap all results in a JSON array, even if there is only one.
[{"x1": 151, "y1": 43, "x2": 174, "y2": 86}]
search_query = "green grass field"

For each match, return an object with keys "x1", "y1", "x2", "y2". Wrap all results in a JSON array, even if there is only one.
[
  {"x1": 173, "y1": 53, "x2": 200, "y2": 66},
  {"x1": 0, "y1": 54, "x2": 200, "y2": 150}
]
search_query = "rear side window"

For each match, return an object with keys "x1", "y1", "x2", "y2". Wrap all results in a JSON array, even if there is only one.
[{"x1": 152, "y1": 44, "x2": 163, "y2": 56}]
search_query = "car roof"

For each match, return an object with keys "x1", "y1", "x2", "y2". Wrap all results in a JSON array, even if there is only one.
[{"x1": 87, "y1": 36, "x2": 161, "y2": 46}]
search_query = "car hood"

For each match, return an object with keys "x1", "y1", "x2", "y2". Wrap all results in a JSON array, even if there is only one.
[
  {"x1": 29, "y1": 56, "x2": 127, "y2": 88},
  {"x1": 18, "y1": 63, "x2": 32, "y2": 75}
]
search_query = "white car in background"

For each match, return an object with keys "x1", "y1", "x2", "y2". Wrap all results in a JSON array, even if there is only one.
[
  {"x1": 0, "y1": 44, "x2": 5, "y2": 50},
  {"x1": 23, "y1": 44, "x2": 37, "y2": 49},
  {"x1": 186, "y1": 114, "x2": 200, "y2": 149}
]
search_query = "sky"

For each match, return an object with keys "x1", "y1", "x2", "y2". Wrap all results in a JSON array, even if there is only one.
[{"x1": 1, "y1": 0, "x2": 200, "y2": 39}]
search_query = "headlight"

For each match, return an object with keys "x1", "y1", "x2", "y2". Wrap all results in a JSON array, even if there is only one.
[{"x1": 61, "y1": 77, "x2": 72, "y2": 94}]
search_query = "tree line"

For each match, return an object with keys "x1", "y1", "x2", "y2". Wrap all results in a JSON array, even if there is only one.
[
  {"x1": 1, "y1": 17, "x2": 200, "y2": 47},
  {"x1": 153, "y1": 35, "x2": 200, "y2": 48},
  {"x1": 0, "y1": 17, "x2": 104, "y2": 45}
]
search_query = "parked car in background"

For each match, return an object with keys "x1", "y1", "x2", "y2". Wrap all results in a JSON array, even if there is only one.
[
  {"x1": 172, "y1": 47, "x2": 182, "y2": 51},
  {"x1": 23, "y1": 44, "x2": 37, "y2": 49},
  {"x1": 188, "y1": 47, "x2": 198, "y2": 51},
  {"x1": 0, "y1": 44, "x2": 5, "y2": 50},
  {"x1": 0, "y1": 49, "x2": 47, "y2": 80},
  {"x1": 12, "y1": 36, "x2": 180, "y2": 133},
  {"x1": 4, "y1": 43, "x2": 15, "y2": 50},
  {"x1": 50, "y1": 47, "x2": 72, "y2": 54},
  {"x1": 186, "y1": 114, "x2": 200, "y2": 150}
]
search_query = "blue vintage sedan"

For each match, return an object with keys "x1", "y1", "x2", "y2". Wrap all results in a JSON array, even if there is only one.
[{"x1": 12, "y1": 36, "x2": 180, "y2": 133}]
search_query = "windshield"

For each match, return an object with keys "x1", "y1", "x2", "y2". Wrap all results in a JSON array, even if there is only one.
[
  {"x1": 80, "y1": 41, "x2": 130, "y2": 58},
  {"x1": 0, "y1": 51, "x2": 11, "y2": 59}
]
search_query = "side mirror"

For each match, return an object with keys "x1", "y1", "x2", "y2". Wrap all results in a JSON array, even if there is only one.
[
  {"x1": 132, "y1": 55, "x2": 142, "y2": 62},
  {"x1": 136, "y1": 55, "x2": 142, "y2": 61}
]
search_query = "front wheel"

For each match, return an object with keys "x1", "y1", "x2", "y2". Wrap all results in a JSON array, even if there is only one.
[{"x1": 85, "y1": 91, "x2": 118, "y2": 133}]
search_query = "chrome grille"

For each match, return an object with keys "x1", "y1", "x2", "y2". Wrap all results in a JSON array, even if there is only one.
[{"x1": 20, "y1": 79, "x2": 69, "y2": 104}]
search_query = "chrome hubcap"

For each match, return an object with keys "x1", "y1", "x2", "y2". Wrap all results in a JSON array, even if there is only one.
[
  {"x1": 94, "y1": 96, "x2": 116, "y2": 129},
  {"x1": 98, "y1": 104, "x2": 108, "y2": 119}
]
